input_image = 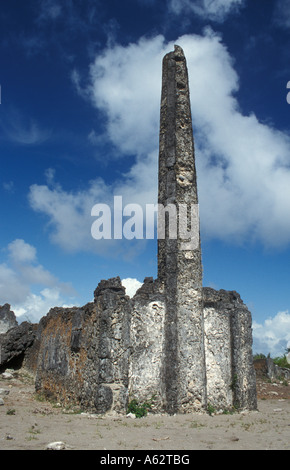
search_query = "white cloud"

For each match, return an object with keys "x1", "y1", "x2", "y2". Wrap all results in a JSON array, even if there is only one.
[
  {"x1": 0, "y1": 263, "x2": 30, "y2": 305},
  {"x1": 121, "y1": 278, "x2": 143, "y2": 298},
  {"x1": 168, "y1": 0, "x2": 244, "y2": 21},
  {"x1": 0, "y1": 239, "x2": 75, "y2": 322},
  {"x1": 8, "y1": 239, "x2": 37, "y2": 264},
  {"x1": 28, "y1": 173, "x2": 153, "y2": 259},
  {"x1": 87, "y1": 35, "x2": 164, "y2": 157},
  {"x1": 253, "y1": 311, "x2": 290, "y2": 357},
  {"x1": 14, "y1": 288, "x2": 75, "y2": 324},
  {"x1": 28, "y1": 36, "x2": 166, "y2": 257},
  {"x1": 29, "y1": 31, "x2": 290, "y2": 253},
  {"x1": 7, "y1": 239, "x2": 58, "y2": 287},
  {"x1": 178, "y1": 32, "x2": 290, "y2": 246},
  {"x1": 29, "y1": 178, "x2": 113, "y2": 253}
]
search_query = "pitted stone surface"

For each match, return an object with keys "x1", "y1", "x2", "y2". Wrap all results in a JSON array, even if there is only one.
[{"x1": 158, "y1": 45, "x2": 206, "y2": 413}]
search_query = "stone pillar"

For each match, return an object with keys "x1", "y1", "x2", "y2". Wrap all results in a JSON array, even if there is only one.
[
  {"x1": 158, "y1": 45, "x2": 207, "y2": 413},
  {"x1": 230, "y1": 299, "x2": 257, "y2": 410},
  {"x1": 94, "y1": 277, "x2": 132, "y2": 413},
  {"x1": 203, "y1": 288, "x2": 234, "y2": 411},
  {"x1": 203, "y1": 288, "x2": 257, "y2": 412},
  {"x1": 128, "y1": 278, "x2": 166, "y2": 412}
]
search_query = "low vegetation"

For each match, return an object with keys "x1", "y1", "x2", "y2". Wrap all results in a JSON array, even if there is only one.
[
  {"x1": 253, "y1": 350, "x2": 290, "y2": 369},
  {"x1": 127, "y1": 399, "x2": 152, "y2": 418}
]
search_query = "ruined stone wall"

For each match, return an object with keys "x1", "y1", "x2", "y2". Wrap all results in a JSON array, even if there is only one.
[
  {"x1": 35, "y1": 303, "x2": 98, "y2": 410},
  {"x1": 204, "y1": 288, "x2": 257, "y2": 411},
  {"x1": 203, "y1": 289, "x2": 233, "y2": 410},
  {"x1": 31, "y1": 280, "x2": 257, "y2": 414},
  {"x1": 0, "y1": 304, "x2": 18, "y2": 334},
  {"x1": 0, "y1": 321, "x2": 36, "y2": 370},
  {"x1": 33, "y1": 277, "x2": 167, "y2": 414},
  {"x1": 94, "y1": 278, "x2": 131, "y2": 413},
  {"x1": 34, "y1": 278, "x2": 132, "y2": 413},
  {"x1": 128, "y1": 278, "x2": 165, "y2": 411}
]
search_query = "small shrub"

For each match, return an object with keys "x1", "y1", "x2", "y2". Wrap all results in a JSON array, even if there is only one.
[
  {"x1": 273, "y1": 355, "x2": 290, "y2": 369},
  {"x1": 127, "y1": 398, "x2": 152, "y2": 418},
  {"x1": 207, "y1": 403, "x2": 216, "y2": 416},
  {"x1": 253, "y1": 353, "x2": 266, "y2": 360}
]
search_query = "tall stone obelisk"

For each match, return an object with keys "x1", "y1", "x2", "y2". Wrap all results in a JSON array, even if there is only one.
[{"x1": 158, "y1": 45, "x2": 207, "y2": 413}]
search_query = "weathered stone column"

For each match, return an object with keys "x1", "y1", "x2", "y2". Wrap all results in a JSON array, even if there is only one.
[
  {"x1": 203, "y1": 288, "x2": 257, "y2": 412},
  {"x1": 94, "y1": 277, "x2": 132, "y2": 414},
  {"x1": 158, "y1": 45, "x2": 207, "y2": 413}
]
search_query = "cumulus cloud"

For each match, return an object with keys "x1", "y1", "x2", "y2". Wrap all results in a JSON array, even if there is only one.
[
  {"x1": 87, "y1": 35, "x2": 164, "y2": 157},
  {"x1": 0, "y1": 239, "x2": 75, "y2": 322},
  {"x1": 0, "y1": 263, "x2": 29, "y2": 305},
  {"x1": 121, "y1": 278, "x2": 143, "y2": 298},
  {"x1": 14, "y1": 288, "x2": 75, "y2": 324},
  {"x1": 29, "y1": 171, "x2": 154, "y2": 259},
  {"x1": 253, "y1": 311, "x2": 290, "y2": 357},
  {"x1": 168, "y1": 0, "x2": 244, "y2": 21},
  {"x1": 28, "y1": 30, "x2": 290, "y2": 253},
  {"x1": 29, "y1": 179, "x2": 109, "y2": 253},
  {"x1": 8, "y1": 239, "x2": 37, "y2": 264},
  {"x1": 179, "y1": 32, "x2": 290, "y2": 246}
]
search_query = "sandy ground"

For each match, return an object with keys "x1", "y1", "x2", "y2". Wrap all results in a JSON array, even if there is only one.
[{"x1": 1, "y1": 369, "x2": 290, "y2": 451}]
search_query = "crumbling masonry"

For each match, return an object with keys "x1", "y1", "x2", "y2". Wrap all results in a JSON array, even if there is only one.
[{"x1": 0, "y1": 46, "x2": 257, "y2": 414}]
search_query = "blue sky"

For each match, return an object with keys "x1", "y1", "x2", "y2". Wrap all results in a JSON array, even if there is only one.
[{"x1": 1, "y1": 0, "x2": 290, "y2": 356}]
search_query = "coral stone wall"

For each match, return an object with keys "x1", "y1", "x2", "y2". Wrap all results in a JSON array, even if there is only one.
[
  {"x1": 32, "y1": 280, "x2": 257, "y2": 414},
  {"x1": 35, "y1": 278, "x2": 132, "y2": 413},
  {"x1": 204, "y1": 288, "x2": 257, "y2": 411}
]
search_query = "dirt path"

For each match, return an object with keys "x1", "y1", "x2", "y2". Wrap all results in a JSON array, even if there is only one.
[{"x1": 1, "y1": 370, "x2": 290, "y2": 451}]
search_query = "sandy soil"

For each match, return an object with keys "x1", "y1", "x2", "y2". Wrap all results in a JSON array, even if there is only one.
[{"x1": 1, "y1": 369, "x2": 290, "y2": 451}]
